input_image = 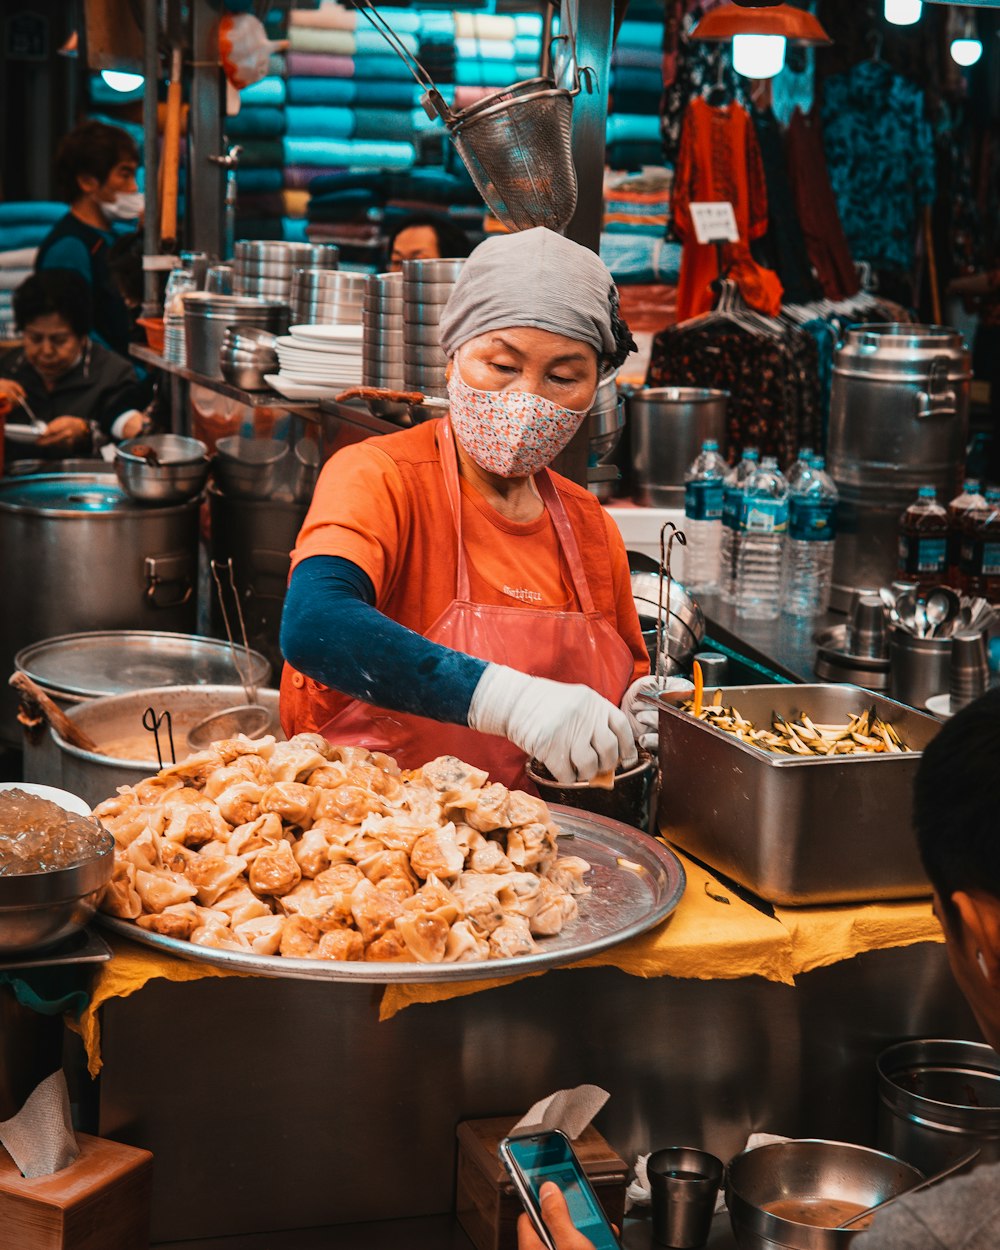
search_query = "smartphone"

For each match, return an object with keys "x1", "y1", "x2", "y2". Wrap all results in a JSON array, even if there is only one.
[{"x1": 498, "y1": 1129, "x2": 621, "y2": 1250}]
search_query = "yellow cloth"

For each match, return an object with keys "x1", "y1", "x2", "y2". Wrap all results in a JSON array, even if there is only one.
[
  {"x1": 282, "y1": 189, "x2": 310, "y2": 219},
  {"x1": 76, "y1": 853, "x2": 943, "y2": 1070},
  {"x1": 71, "y1": 937, "x2": 253, "y2": 1077}
]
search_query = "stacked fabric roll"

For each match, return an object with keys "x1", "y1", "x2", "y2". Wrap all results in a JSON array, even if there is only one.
[
  {"x1": 608, "y1": 14, "x2": 665, "y2": 170},
  {"x1": 0, "y1": 245, "x2": 38, "y2": 338}
]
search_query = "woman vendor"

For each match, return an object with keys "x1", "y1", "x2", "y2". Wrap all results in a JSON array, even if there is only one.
[
  {"x1": 0, "y1": 271, "x2": 148, "y2": 460},
  {"x1": 280, "y1": 228, "x2": 662, "y2": 787}
]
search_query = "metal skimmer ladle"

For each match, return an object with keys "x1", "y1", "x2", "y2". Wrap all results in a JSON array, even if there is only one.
[
  {"x1": 186, "y1": 559, "x2": 273, "y2": 750},
  {"x1": 837, "y1": 1147, "x2": 980, "y2": 1229}
]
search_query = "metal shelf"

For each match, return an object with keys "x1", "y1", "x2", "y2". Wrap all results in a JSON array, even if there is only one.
[{"x1": 129, "y1": 345, "x2": 323, "y2": 413}]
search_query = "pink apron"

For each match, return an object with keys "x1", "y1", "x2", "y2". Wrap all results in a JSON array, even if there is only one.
[{"x1": 316, "y1": 420, "x2": 635, "y2": 788}]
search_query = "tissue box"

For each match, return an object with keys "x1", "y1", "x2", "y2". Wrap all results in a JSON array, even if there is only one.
[
  {"x1": 456, "y1": 1116, "x2": 627, "y2": 1250},
  {"x1": 0, "y1": 1133, "x2": 152, "y2": 1250}
]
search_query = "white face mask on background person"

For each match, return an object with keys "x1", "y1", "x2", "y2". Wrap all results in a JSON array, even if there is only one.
[
  {"x1": 103, "y1": 191, "x2": 145, "y2": 222},
  {"x1": 447, "y1": 364, "x2": 595, "y2": 479}
]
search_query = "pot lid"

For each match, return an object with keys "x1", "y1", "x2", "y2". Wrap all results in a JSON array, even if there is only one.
[
  {"x1": 16, "y1": 631, "x2": 272, "y2": 700},
  {"x1": 0, "y1": 475, "x2": 135, "y2": 514}
]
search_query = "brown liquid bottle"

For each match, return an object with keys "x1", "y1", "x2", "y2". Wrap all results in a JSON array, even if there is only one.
[
  {"x1": 959, "y1": 487, "x2": 1000, "y2": 601},
  {"x1": 898, "y1": 486, "x2": 948, "y2": 593},
  {"x1": 946, "y1": 479, "x2": 985, "y2": 588}
]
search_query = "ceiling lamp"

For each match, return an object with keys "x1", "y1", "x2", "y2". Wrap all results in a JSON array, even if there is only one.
[
  {"x1": 951, "y1": 35, "x2": 983, "y2": 62},
  {"x1": 692, "y1": 3, "x2": 832, "y2": 80},
  {"x1": 100, "y1": 69, "x2": 145, "y2": 93},
  {"x1": 884, "y1": 0, "x2": 923, "y2": 24}
]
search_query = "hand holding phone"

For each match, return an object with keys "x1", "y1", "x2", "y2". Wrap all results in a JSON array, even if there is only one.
[{"x1": 499, "y1": 1130, "x2": 621, "y2": 1250}]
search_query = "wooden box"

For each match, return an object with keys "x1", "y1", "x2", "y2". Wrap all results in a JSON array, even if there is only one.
[
  {"x1": 0, "y1": 1133, "x2": 152, "y2": 1250},
  {"x1": 456, "y1": 1116, "x2": 627, "y2": 1250}
]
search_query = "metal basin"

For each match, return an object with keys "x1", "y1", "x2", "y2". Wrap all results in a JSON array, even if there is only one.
[
  {"x1": 0, "y1": 782, "x2": 113, "y2": 953},
  {"x1": 630, "y1": 570, "x2": 705, "y2": 673},
  {"x1": 726, "y1": 1139, "x2": 923, "y2": 1249},
  {"x1": 115, "y1": 434, "x2": 210, "y2": 504},
  {"x1": 877, "y1": 1039, "x2": 1000, "y2": 1174}
]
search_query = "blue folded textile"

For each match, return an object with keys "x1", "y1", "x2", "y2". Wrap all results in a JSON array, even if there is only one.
[
  {"x1": 603, "y1": 220, "x2": 667, "y2": 237},
  {"x1": 0, "y1": 202, "x2": 65, "y2": 226},
  {"x1": 351, "y1": 108, "x2": 414, "y2": 141},
  {"x1": 350, "y1": 52, "x2": 420, "y2": 81},
  {"x1": 514, "y1": 36, "x2": 542, "y2": 61},
  {"x1": 354, "y1": 28, "x2": 419, "y2": 57},
  {"x1": 0, "y1": 223, "x2": 61, "y2": 250},
  {"x1": 240, "y1": 76, "x2": 286, "y2": 107},
  {"x1": 285, "y1": 105, "x2": 356, "y2": 138},
  {"x1": 353, "y1": 79, "x2": 425, "y2": 108},
  {"x1": 612, "y1": 45, "x2": 663, "y2": 71},
  {"x1": 615, "y1": 20, "x2": 664, "y2": 51},
  {"x1": 419, "y1": 12, "x2": 455, "y2": 38},
  {"x1": 515, "y1": 13, "x2": 543, "y2": 37},
  {"x1": 456, "y1": 37, "x2": 516, "y2": 62},
  {"x1": 283, "y1": 137, "x2": 416, "y2": 170},
  {"x1": 606, "y1": 113, "x2": 662, "y2": 145},
  {"x1": 226, "y1": 106, "x2": 286, "y2": 138},
  {"x1": 236, "y1": 168, "x2": 284, "y2": 194},
  {"x1": 283, "y1": 217, "x2": 309, "y2": 243},
  {"x1": 600, "y1": 234, "x2": 681, "y2": 285},
  {"x1": 455, "y1": 60, "x2": 537, "y2": 87},
  {"x1": 287, "y1": 76, "x2": 357, "y2": 106},
  {"x1": 610, "y1": 66, "x2": 663, "y2": 94}
]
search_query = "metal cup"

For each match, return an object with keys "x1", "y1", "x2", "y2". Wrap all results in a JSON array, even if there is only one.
[
  {"x1": 949, "y1": 631, "x2": 988, "y2": 711},
  {"x1": 848, "y1": 593, "x2": 888, "y2": 660},
  {"x1": 692, "y1": 652, "x2": 728, "y2": 685},
  {"x1": 648, "y1": 1147, "x2": 723, "y2": 1248}
]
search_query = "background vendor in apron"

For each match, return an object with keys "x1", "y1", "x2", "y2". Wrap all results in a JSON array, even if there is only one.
[{"x1": 280, "y1": 227, "x2": 667, "y2": 787}]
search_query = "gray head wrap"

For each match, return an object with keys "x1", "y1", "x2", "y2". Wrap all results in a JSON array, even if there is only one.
[{"x1": 438, "y1": 227, "x2": 635, "y2": 370}]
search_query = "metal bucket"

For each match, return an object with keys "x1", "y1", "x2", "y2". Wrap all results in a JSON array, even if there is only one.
[
  {"x1": 629, "y1": 387, "x2": 729, "y2": 508},
  {"x1": 23, "y1": 685, "x2": 283, "y2": 809},
  {"x1": 877, "y1": 1039, "x2": 1000, "y2": 1173},
  {"x1": 888, "y1": 626, "x2": 952, "y2": 708},
  {"x1": 0, "y1": 474, "x2": 199, "y2": 746},
  {"x1": 182, "y1": 293, "x2": 289, "y2": 379},
  {"x1": 828, "y1": 325, "x2": 971, "y2": 611}
]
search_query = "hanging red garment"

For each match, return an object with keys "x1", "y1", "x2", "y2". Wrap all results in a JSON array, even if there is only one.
[
  {"x1": 785, "y1": 108, "x2": 859, "y2": 302},
  {"x1": 672, "y1": 96, "x2": 783, "y2": 322}
]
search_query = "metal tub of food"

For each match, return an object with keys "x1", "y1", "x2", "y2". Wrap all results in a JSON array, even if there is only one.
[{"x1": 655, "y1": 684, "x2": 942, "y2": 905}]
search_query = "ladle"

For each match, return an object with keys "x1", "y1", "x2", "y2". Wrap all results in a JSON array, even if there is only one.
[
  {"x1": 878, "y1": 587, "x2": 902, "y2": 626},
  {"x1": 923, "y1": 585, "x2": 961, "y2": 636},
  {"x1": 186, "y1": 559, "x2": 272, "y2": 749},
  {"x1": 894, "y1": 589, "x2": 920, "y2": 635},
  {"x1": 8, "y1": 672, "x2": 100, "y2": 754},
  {"x1": 837, "y1": 1147, "x2": 980, "y2": 1229}
]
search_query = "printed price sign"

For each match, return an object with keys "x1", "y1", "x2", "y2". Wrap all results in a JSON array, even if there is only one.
[{"x1": 690, "y1": 202, "x2": 739, "y2": 245}]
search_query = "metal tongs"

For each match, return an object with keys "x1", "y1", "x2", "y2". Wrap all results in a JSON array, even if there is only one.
[
  {"x1": 186, "y1": 560, "x2": 273, "y2": 749},
  {"x1": 637, "y1": 522, "x2": 692, "y2": 720}
]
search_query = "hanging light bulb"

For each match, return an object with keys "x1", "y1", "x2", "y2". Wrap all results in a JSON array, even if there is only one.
[
  {"x1": 100, "y1": 69, "x2": 144, "y2": 92},
  {"x1": 884, "y1": 0, "x2": 923, "y2": 26},
  {"x1": 732, "y1": 33, "x2": 787, "y2": 78},
  {"x1": 951, "y1": 36, "x2": 982, "y2": 65}
]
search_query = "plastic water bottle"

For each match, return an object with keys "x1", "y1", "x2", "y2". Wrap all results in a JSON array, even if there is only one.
[
  {"x1": 785, "y1": 447, "x2": 816, "y2": 493},
  {"x1": 781, "y1": 456, "x2": 839, "y2": 617},
  {"x1": 898, "y1": 485, "x2": 949, "y2": 593},
  {"x1": 719, "y1": 448, "x2": 759, "y2": 603},
  {"x1": 736, "y1": 456, "x2": 788, "y2": 620},
  {"x1": 959, "y1": 486, "x2": 1000, "y2": 601},
  {"x1": 946, "y1": 479, "x2": 985, "y2": 587},
  {"x1": 683, "y1": 439, "x2": 728, "y2": 593}
]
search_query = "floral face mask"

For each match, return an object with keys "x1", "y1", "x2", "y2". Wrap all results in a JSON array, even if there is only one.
[{"x1": 447, "y1": 364, "x2": 594, "y2": 478}]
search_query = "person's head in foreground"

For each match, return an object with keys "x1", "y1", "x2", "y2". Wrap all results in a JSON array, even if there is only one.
[
  {"x1": 915, "y1": 686, "x2": 1000, "y2": 1052},
  {"x1": 386, "y1": 213, "x2": 473, "y2": 271},
  {"x1": 14, "y1": 271, "x2": 92, "y2": 385},
  {"x1": 438, "y1": 227, "x2": 635, "y2": 480},
  {"x1": 54, "y1": 119, "x2": 141, "y2": 224}
]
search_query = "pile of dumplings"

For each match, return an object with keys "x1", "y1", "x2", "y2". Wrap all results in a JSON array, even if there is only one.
[{"x1": 96, "y1": 735, "x2": 592, "y2": 964}]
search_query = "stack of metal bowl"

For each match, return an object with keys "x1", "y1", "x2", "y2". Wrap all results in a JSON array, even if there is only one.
[
  {"x1": 219, "y1": 327, "x2": 279, "y2": 391},
  {"x1": 402, "y1": 258, "x2": 465, "y2": 399},
  {"x1": 362, "y1": 273, "x2": 405, "y2": 394},
  {"x1": 213, "y1": 435, "x2": 290, "y2": 501},
  {"x1": 291, "y1": 269, "x2": 366, "y2": 326},
  {"x1": 182, "y1": 293, "x2": 288, "y2": 380},
  {"x1": 587, "y1": 374, "x2": 626, "y2": 503},
  {"x1": 115, "y1": 433, "x2": 210, "y2": 504},
  {"x1": 233, "y1": 240, "x2": 339, "y2": 304}
]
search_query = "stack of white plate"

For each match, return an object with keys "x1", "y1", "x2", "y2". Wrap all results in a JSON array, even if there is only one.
[{"x1": 265, "y1": 324, "x2": 364, "y2": 400}]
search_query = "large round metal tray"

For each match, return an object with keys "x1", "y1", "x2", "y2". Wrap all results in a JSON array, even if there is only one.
[{"x1": 98, "y1": 806, "x2": 686, "y2": 983}]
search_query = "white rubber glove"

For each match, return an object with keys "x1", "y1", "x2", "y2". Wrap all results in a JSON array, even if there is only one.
[
  {"x1": 621, "y1": 675, "x2": 695, "y2": 752},
  {"x1": 468, "y1": 664, "x2": 637, "y2": 784}
]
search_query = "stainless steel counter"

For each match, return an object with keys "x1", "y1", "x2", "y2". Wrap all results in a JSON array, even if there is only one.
[
  {"x1": 698, "y1": 595, "x2": 844, "y2": 685},
  {"x1": 97, "y1": 942, "x2": 974, "y2": 1244}
]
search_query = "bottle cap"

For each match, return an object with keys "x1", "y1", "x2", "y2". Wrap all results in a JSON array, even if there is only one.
[
  {"x1": 702, "y1": 440, "x2": 719, "y2": 451},
  {"x1": 760, "y1": 455, "x2": 778, "y2": 469},
  {"x1": 987, "y1": 488, "x2": 1000, "y2": 502},
  {"x1": 964, "y1": 479, "x2": 981, "y2": 492},
  {"x1": 918, "y1": 485, "x2": 936, "y2": 499},
  {"x1": 813, "y1": 457, "x2": 826, "y2": 470},
  {"x1": 744, "y1": 448, "x2": 759, "y2": 461}
]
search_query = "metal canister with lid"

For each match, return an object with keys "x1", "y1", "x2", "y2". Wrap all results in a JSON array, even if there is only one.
[
  {"x1": 0, "y1": 473, "x2": 199, "y2": 744},
  {"x1": 827, "y1": 324, "x2": 971, "y2": 610}
]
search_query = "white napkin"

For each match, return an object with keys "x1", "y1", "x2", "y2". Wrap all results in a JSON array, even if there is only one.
[
  {"x1": 512, "y1": 1084, "x2": 610, "y2": 1141},
  {"x1": 0, "y1": 1070, "x2": 79, "y2": 1178}
]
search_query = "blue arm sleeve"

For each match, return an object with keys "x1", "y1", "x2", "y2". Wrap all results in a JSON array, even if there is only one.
[
  {"x1": 280, "y1": 555, "x2": 488, "y2": 725},
  {"x1": 39, "y1": 238, "x2": 93, "y2": 283}
]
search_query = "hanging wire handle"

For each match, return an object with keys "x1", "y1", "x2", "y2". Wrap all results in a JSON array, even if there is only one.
[
  {"x1": 656, "y1": 521, "x2": 687, "y2": 678},
  {"x1": 549, "y1": 0, "x2": 593, "y2": 96},
  {"x1": 210, "y1": 559, "x2": 258, "y2": 706},
  {"x1": 142, "y1": 707, "x2": 175, "y2": 769},
  {"x1": 350, "y1": 0, "x2": 452, "y2": 119}
]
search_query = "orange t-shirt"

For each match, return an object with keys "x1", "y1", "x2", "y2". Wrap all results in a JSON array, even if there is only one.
[{"x1": 286, "y1": 420, "x2": 648, "y2": 723}]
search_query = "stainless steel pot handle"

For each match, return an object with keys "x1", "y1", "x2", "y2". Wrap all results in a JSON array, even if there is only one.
[
  {"x1": 913, "y1": 358, "x2": 956, "y2": 419},
  {"x1": 144, "y1": 554, "x2": 194, "y2": 609}
]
